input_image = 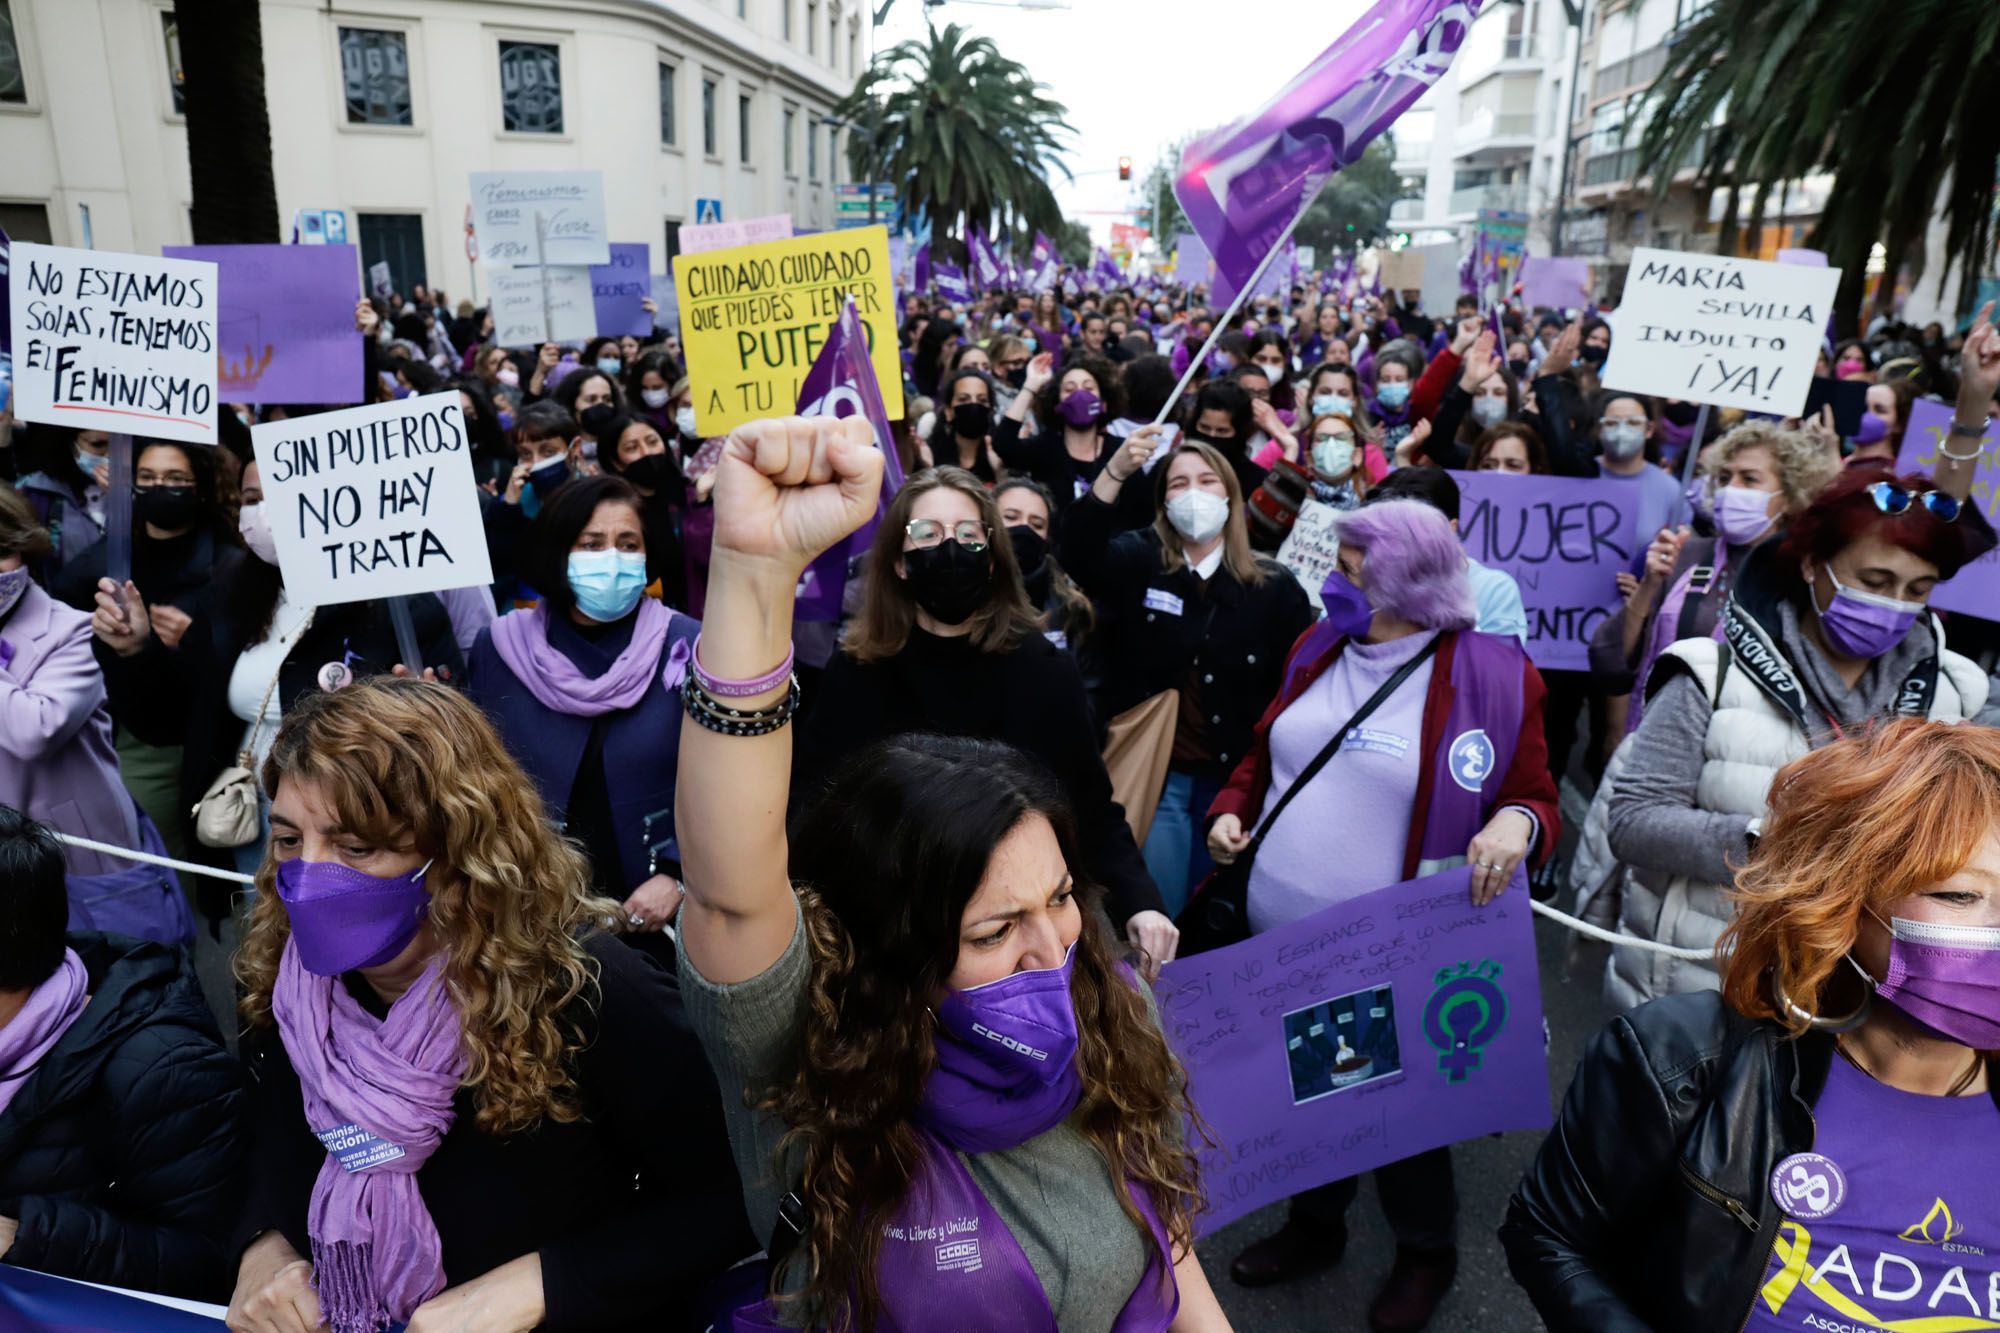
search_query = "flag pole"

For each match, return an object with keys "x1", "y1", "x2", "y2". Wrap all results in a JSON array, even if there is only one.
[{"x1": 1151, "y1": 204, "x2": 1312, "y2": 427}]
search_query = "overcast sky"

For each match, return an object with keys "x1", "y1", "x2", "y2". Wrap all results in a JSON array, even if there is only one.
[{"x1": 874, "y1": 0, "x2": 1373, "y2": 242}]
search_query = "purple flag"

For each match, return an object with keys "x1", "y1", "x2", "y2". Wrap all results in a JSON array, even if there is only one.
[
  {"x1": 968, "y1": 231, "x2": 1004, "y2": 291},
  {"x1": 934, "y1": 260, "x2": 972, "y2": 305},
  {"x1": 161, "y1": 243, "x2": 364, "y2": 404},
  {"x1": 914, "y1": 243, "x2": 932, "y2": 295},
  {"x1": 1176, "y1": 0, "x2": 1481, "y2": 306},
  {"x1": 1027, "y1": 231, "x2": 1060, "y2": 292},
  {"x1": 793, "y1": 300, "x2": 903, "y2": 622}
]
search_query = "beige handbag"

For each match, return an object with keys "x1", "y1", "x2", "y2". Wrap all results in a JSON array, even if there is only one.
[
  {"x1": 192, "y1": 610, "x2": 314, "y2": 849},
  {"x1": 1102, "y1": 689, "x2": 1180, "y2": 846}
]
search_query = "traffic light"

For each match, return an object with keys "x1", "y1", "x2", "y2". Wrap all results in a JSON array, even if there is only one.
[{"x1": 1118, "y1": 156, "x2": 1132, "y2": 182}]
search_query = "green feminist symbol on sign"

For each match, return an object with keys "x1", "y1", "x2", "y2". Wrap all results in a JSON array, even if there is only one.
[{"x1": 1421, "y1": 959, "x2": 1507, "y2": 1083}]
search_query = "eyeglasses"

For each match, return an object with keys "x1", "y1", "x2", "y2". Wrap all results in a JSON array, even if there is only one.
[
  {"x1": 135, "y1": 471, "x2": 196, "y2": 487},
  {"x1": 1867, "y1": 481, "x2": 1960, "y2": 522},
  {"x1": 905, "y1": 518, "x2": 990, "y2": 551}
]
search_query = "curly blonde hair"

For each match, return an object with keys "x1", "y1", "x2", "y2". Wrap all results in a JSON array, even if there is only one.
[
  {"x1": 1701, "y1": 420, "x2": 1838, "y2": 515},
  {"x1": 235, "y1": 677, "x2": 623, "y2": 1135}
]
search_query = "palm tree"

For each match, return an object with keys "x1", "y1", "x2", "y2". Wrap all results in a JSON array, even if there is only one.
[
  {"x1": 1635, "y1": 0, "x2": 2000, "y2": 336},
  {"x1": 835, "y1": 22, "x2": 1073, "y2": 251},
  {"x1": 175, "y1": 0, "x2": 280, "y2": 243}
]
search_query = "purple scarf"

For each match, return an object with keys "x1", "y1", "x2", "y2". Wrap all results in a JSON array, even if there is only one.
[
  {"x1": 0, "y1": 948, "x2": 89, "y2": 1117},
  {"x1": 272, "y1": 940, "x2": 466, "y2": 1333},
  {"x1": 489, "y1": 598, "x2": 691, "y2": 717}
]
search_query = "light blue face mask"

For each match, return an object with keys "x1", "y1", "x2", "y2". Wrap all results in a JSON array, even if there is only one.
[
  {"x1": 75, "y1": 448, "x2": 104, "y2": 478},
  {"x1": 1376, "y1": 381, "x2": 1411, "y2": 410},
  {"x1": 567, "y1": 549, "x2": 648, "y2": 622},
  {"x1": 596, "y1": 357, "x2": 624, "y2": 377},
  {"x1": 1312, "y1": 393, "x2": 1353, "y2": 419}
]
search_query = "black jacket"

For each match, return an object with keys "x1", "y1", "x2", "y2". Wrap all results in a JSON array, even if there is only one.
[
  {"x1": 233, "y1": 932, "x2": 754, "y2": 1331},
  {"x1": 1501, "y1": 990, "x2": 2000, "y2": 1331},
  {"x1": 797, "y1": 628, "x2": 1165, "y2": 925},
  {"x1": 1058, "y1": 493, "x2": 1314, "y2": 781},
  {"x1": 0, "y1": 933, "x2": 248, "y2": 1300}
]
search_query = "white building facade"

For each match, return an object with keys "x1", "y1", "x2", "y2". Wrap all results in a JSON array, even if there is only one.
[{"x1": 0, "y1": 0, "x2": 864, "y2": 298}]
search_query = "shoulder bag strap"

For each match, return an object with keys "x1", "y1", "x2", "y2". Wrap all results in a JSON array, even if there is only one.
[
  {"x1": 238, "y1": 608, "x2": 315, "y2": 766},
  {"x1": 1241, "y1": 633, "x2": 1440, "y2": 861}
]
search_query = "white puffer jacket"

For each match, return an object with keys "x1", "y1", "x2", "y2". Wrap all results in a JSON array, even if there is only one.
[{"x1": 1591, "y1": 624, "x2": 1986, "y2": 1013}]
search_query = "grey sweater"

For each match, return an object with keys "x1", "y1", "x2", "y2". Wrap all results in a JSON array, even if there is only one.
[{"x1": 676, "y1": 901, "x2": 1152, "y2": 1330}]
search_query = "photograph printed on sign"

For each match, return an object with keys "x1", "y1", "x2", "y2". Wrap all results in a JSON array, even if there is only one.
[{"x1": 1283, "y1": 986, "x2": 1402, "y2": 1106}]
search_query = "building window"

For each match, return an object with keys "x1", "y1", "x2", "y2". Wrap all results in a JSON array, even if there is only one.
[
  {"x1": 849, "y1": 27, "x2": 859, "y2": 77},
  {"x1": 658, "y1": 62, "x2": 676, "y2": 145},
  {"x1": 665, "y1": 218, "x2": 683, "y2": 265},
  {"x1": 782, "y1": 0, "x2": 793, "y2": 42},
  {"x1": 702, "y1": 77, "x2": 718, "y2": 156},
  {"x1": 0, "y1": 201, "x2": 51, "y2": 244},
  {"x1": 739, "y1": 94, "x2": 752, "y2": 165},
  {"x1": 737, "y1": 0, "x2": 747, "y2": 15},
  {"x1": 339, "y1": 28, "x2": 412, "y2": 127},
  {"x1": 160, "y1": 13, "x2": 185, "y2": 115},
  {"x1": 807, "y1": 121, "x2": 818, "y2": 180},
  {"x1": 358, "y1": 213, "x2": 428, "y2": 296},
  {"x1": 807, "y1": 1, "x2": 818, "y2": 55},
  {"x1": 0, "y1": 0, "x2": 26, "y2": 104},
  {"x1": 783, "y1": 107, "x2": 796, "y2": 174},
  {"x1": 497, "y1": 39, "x2": 562, "y2": 134}
]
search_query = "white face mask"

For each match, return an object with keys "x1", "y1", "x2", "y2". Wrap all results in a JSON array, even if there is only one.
[
  {"x1": 1254, "y1": 360, "x2": 1288, "y2": 385},
  {"x1": 641, "y1": 387, "x2": 672, "y2": 409},
  {"x1": 674, "y1": 406, "x2": 699, "y2": 439},
  {"x1": 1166, "y1": 490, "x2": 1230, "y2": 545},
  {"x1": 1311, "y1": 434, "x2": 1356, "y2": 479},
  {"x1": 1469, "y1": 396, "x2": 1507, "y2": 428},
  {"x1": 239, "y1": 502, "x2": 280, "y2": 566},
  {"x1": 1600, "y1": 422, "x2": 1647, "y2": 460}
]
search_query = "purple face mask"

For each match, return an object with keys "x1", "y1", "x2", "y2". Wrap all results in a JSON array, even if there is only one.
[
  {"x1": 1713, "y1": 485, "x2": 1777, "y2": 547},
  {"x1": 917, "y1": 942, "x2": 1082, "y2": 1154},
  {"x1": 1320, "y1": 568, "x2": 1376, "y2": 640},
  {"x1": 1813, "y1": 567, "x2": 1923, "y2": 660},
  {"x1": 276, "y1": 857, "x2": 433, "y2": 977},
  {"x1": 1057, "y1": 389, "x2": 1104, "y2": 429},
  {"x1": 1871, "y1": 914, "x2": 2000, "y2": 1049}
]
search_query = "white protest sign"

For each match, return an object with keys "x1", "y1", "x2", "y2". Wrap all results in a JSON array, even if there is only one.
[
  {"x1": 252, "y1": 393, "x2": 492, "y2": 606},
  {"x1": 368, "y1": 261, "x2": 393, "y2": 298},
  {"x1": 1275, "y1": 499, "x2": 1342, "y2": 610},
  {"x1": 9, "y1": 243, "x2": 218, "y2": 444},
  {"x1": 1418, "y1": 242, "x2": 1460, "y2": 315},
  {"x1": 469, "y1": 171, "x2": 610, "y2": 267},
  {"x1": 488, "y1": 266, "x2": 595, "y2": 347},
  {"x1": 680, "y1": 213, "x2": 795, "y2": 256},
  {"x1": 1602, "y1": 247, "x2": 1840, "y2": 416}
]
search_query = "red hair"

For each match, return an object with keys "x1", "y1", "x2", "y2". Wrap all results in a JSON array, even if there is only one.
[{"x1": 1776, "y1": 468, "x2": 1993, "y2": 581}]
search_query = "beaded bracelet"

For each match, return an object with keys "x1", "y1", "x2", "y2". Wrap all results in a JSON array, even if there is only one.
[
  {"x1": 682, "y1": 674, "x2": 801, "y2": 737},
  {"x1": 690, "y1": 633, "x2": 797, "y2": 698}
]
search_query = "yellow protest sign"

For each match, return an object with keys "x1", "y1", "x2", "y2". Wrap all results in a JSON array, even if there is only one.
[{"x1": 674, "y1": 225, "x2": 903, "y2": 436}]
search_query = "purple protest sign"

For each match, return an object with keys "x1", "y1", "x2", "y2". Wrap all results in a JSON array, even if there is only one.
[
  {"x1": 0, "y1": 223, "x2": 11, "y2": 357},
  {"x1": 914, "y1": 242, "x2": 932, "y2": 295},
  {"x1": 968, "y1": 231, "x2": 1004, "y2": 291},
  {"x1": 934, "y1": 260, "x2": 972, "y2": 305},
  {"x1": 1155, "y1": 865, "x2": 1547, "y2": 1236},
  {"x1": 793, "y1": 300, "x2": 903, "y2": 621},
  {"x1": 1895, "y1": 398, "x2": 2000, "y2": 617},
  {"x1": 1175, "y1": 0, "x2": 1481, "y2": 306},
  {"x1": 1518, "y1": 256, "x2": 1591, "y2": 313},
  {"x1": 590, "y1": 243, "x2": 652, "y2": 336},
  {"x1": 1175, "y1": 233, "x2": 1212, "y2": 288},
  {"x1": 162, "y1": 244, "x2": 363, "y2": 405},
  {"x1": 1452, "y1": 470, "x2": 1643, "y2": 672},
  {"x1": 1026, "y1": 230, "x2": 1060, "y2": 292}
]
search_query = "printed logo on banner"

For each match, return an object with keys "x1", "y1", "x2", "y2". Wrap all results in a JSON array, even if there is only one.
[
  {"x1": 934, "y1": 1239, "x2": 983, "y2": 1274},
  {"x1": 1446, "y1": 729, "x2": 1496, "y2": 791},
  {"x1": 1899, "y1": 1197, "x2": 1969, "y2": 1248},
  {"x1": 1769, "y1": 1152, "x2": 1847, "y2": 1222},
  {"x1": 1421, "y1": 959, "x2": 1508, "y2": 1083},
  {"x1": 314, "y1": 1123, "x2": 407, "y2": 1174}
]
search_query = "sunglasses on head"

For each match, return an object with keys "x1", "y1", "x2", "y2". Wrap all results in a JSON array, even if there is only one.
[{"x1": 1867, "y1": 481, "x2": 1960, "y2": 522}]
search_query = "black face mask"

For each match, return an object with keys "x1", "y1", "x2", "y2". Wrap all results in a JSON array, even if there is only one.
[
  {"x1": 133, "y1": 485, "x2": 199, "y2": 531},
  {"x1": 579, "y1": 403, "x2": 619, "y2": 438},
  {"x1": 951, "y1": 402, "x2": 992, "y2": 439},
  {"x1": 901, "y1": 538, "x2": 993, "y2": 626},
  {"x1": 1662, "y1": 400, "x2": 1701, "y2": 427},
  {"x1": 1005, "y1": 366, "x2": 1028, "y2": 389},
  {"x1": 1006, "y1": 523, "x2": 1048, "y2": 579},
  {"x1": 622, "y1": 452, "x2": 676, "y2": 492},
  {"x1": 1579, "y1": 344, "x2": 1609, "y2": 367},
  {"x1": 1507, "y1": 358, "x2": 1531, "y2": 379}
]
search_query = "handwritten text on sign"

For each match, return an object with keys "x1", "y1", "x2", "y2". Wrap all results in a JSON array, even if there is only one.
[
  {"x1": 1453, "y1": 470, "x2": 1641, "y2": 672},
  {"x1": 252, "y1": 394, "x2": 493, "y2": 607},
  {"x1": 488, "y1": 266, "x2": 594, "y2": 349},
  {"x1": 1896, "y1": 397, "x2": 2000, "y2": 618},
  {"x1": 8, "y1": 243, "x2": 218, "y2": 444},
  {"x1": 468, "y1": 171, "x2": 610, "y2": 267},
  {"x1": 674, "y1": 225, "x2": 904, "y2": 436},
  {"x1": 1602, "y1": 247, "x2": 1840, "y2": 416},
  {"x1": 1154, "y1": 867, "x2": 1549, "y2": 1235},
  {"x1": 590, "y1": 243, "x2": 652, "y2": 337}
]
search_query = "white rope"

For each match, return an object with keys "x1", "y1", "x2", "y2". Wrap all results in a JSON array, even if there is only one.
[
  {"x1": 53, "y1": 832, "x2": 256, "y2": 886},
  {"x1": 1530, "y1": 898, "x2": 1718, "y2": 962}
]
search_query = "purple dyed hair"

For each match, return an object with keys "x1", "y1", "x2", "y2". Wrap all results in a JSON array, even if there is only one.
[{"x1": 1332, "y1": 499, "x2": 1476, "y2": 631}]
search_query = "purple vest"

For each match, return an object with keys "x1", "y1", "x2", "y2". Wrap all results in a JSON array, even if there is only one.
[
  {"x1": 1415, "y1": 631, "x2": 1527, "y2": 870},
  {"x1": 734, "y1": 1131, "x2": 1177, "y2": 1332}
]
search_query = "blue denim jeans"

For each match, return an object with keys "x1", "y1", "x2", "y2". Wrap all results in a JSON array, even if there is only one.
[{"x1": 1141, "y1": 769, "x2": 1222, "y2": 917}]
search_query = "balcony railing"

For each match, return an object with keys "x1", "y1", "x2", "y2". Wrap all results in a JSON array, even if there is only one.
[
  {"x1": 1454, "y1": 109, "x2": 1537, "y2": 152},
  {"x1": 1389, "y1": 198, "x2": 1428, "y2": 221},
  {"x1": 1450, "y1": 183, "x2": 1528, "y2": 215},
  {"x1": 1579, "y1": 126, "x2": 1715, "y2": 190},
  {"x1": 1593, "y1": 42, "x2": 1668, "y2": 100}
]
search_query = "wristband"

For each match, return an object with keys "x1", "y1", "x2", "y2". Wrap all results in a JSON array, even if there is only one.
[{"x1": 690, "y1": 634, "x2": 794, "y2": 698}]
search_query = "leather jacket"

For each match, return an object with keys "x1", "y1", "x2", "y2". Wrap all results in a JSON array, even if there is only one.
[{"x1": 1501, "y1": 990, "x2": 2000, "y2": 1331}]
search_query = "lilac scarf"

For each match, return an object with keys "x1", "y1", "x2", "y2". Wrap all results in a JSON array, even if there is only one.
[
  {"x1": 0, "y1": 948, "x2": 89, "y2": 1117},
  {"x1": 489, "y1": 597, "x2": 691, "y2": 717},
  {"x1": 272, "y1": 939, "x2": 466, "y2": 1333}
]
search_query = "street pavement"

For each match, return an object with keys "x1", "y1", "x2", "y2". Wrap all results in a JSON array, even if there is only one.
[{"x1": 1205, "y1": 780, "x2": 1613, "y2": 1333}]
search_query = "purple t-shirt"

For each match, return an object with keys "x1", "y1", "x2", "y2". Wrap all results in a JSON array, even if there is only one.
[{"x1": 1747, "y1": 1055, "x2": 2000, "y2": 1332}]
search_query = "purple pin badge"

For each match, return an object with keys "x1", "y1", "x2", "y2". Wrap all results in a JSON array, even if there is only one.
[{"x1": 1771, "y1": 1152, "x2": 1846, "y2": 1220}]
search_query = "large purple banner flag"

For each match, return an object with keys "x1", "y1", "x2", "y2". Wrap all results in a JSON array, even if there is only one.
[
  {"x1": 934, "y1": 260, "x2": 972, "y2": 305},
  {"x1": 162, "y1": 243, "x2": 364, "y2": 404},
  {"x1": 1452, "y1": 470, "x2": 1643, "y2": 672},
  {"x1": 1178, "y1": 0, "x2": 1480, "y2": 306},
  {"x1": 1027, "y1": 230, "x2": 1060, "y2": 292},
  {"x1": 794, "y1": 299, "x2": 904, "y2": 621},
  {"x1": 913, "y1": 242, "x2": 932, "y2": 296},
  {"x1": 968, "y1": 230, "x2": 1004, "y2": 291},
  {"x1": 1156, "y1": 865, "x2": 1547, "y2": 1235},
  {"x1": 0, "y1": 1262, "x2": 229, "y2": 1329}
]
